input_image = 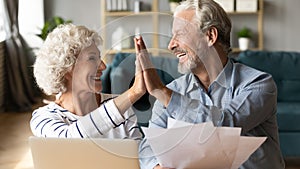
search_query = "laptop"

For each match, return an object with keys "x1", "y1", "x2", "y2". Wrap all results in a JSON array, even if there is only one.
[{"x1": 29, "y1": 136, "x2": 140, "y2": 169}]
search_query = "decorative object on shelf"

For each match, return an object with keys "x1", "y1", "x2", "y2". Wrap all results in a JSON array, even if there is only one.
[
  {"x1": 140, "y1": 2, "x2": 152, "y2": 11},
  {"x1": 112, "y1": 26, "x2": 131, "y2": 51},
  {"x1": 37, "y1": 16, "x2": 72, "y2": 41},
  {"x1": 106, "y1": 0, "x2": 128, "y2": 12},
  {"x1": 134, "y1": 0, "x2": 140, "y2": 13},
  {"x1": 237, "y1": 27, "x2": 252, "y2": 51},
  {"x1": 214, "y1": 0, "x2": 234, "y2": 12},
  {"x1": 236, "y1": 0, "x2": 258, "y2": 12},
  {"x1": 169, "y1": 0, "x2": 182, "y2": 13}
]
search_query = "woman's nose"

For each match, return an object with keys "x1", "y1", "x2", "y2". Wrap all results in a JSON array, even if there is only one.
[{"x1": 98, "y1": 60, "x2": 106, "y2": 71}]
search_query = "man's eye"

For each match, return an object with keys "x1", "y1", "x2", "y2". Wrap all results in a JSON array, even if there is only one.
[{"x1": 175, "y1": 32, "x2": 184, "y2": 38}]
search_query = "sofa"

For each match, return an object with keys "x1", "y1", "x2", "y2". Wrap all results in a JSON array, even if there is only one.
[
  {"x1": 101, "y1": 51, "x2": 300, "y2": 158},
  {"x1": 235, "y1": 50, "x2": 300, "y2": 157}
]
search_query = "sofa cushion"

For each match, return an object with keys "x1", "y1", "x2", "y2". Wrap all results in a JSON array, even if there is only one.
[
  {"x1": 109, "y1": 52, "x2": 181, "y2": 94},
  {"x1": 236, "y1": 51, "x2": 300, "y2": 102},
  {"x1": 279, "y1": 132, "x2": 300, "y2": 157},
  {"x1": 277, "y1": 102, "x2": 300, "y2": 131}
]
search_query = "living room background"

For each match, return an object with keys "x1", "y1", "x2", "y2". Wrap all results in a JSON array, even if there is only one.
[{"x1": 44, "y1": 0, "x2": 300, "y2": 52}]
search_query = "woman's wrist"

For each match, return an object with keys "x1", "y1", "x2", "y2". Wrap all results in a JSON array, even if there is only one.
[{"x1": 128, "y1": 88, "x2": 144, "y2": 104}]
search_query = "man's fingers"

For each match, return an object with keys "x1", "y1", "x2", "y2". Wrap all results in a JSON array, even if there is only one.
[
  {"x1": 134, "y1": 36, "x2": 156, "y2": 71},
  {"x1": 137, "y1": 52, "x2": 156, "y2": 71}
]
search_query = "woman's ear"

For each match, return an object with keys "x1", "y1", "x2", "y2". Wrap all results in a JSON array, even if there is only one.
[
  {"x1": 206, "y1": 27, "x2": 218, "y2": 47},
  {"x1": 64, "y1": 71, "x2": 73, "y2": 89},
  {"x1": 65, "y1": 71, "x2": 72, "y2": 81}
]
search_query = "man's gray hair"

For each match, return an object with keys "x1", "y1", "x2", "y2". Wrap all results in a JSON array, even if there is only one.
[{"x1": 175, "y1": 0, "x2": 232, "y2": 54}]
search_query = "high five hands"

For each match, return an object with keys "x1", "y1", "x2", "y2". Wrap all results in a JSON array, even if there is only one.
[{"x1": 134, "y1": 36, "x2": 172, "y2": 107}]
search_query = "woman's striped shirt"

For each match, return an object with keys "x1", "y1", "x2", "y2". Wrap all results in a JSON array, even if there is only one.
[{"x1": 30, "y1": 95, "x2": 142, "y2": 140}]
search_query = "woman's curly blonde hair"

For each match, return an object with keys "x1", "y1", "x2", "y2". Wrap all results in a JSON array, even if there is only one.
[{"x1": 33, "y1": 23, "x2": 103, "y2": 95}]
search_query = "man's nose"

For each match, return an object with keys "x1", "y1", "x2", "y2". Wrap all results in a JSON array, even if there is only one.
[{"x1": 168, "y1": 37, "x2": 178, "y2": 51}]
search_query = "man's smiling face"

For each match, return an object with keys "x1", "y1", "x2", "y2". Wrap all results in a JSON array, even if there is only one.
[{"x1": 168, "y1": 9, "x2": 209, "y2": 74}]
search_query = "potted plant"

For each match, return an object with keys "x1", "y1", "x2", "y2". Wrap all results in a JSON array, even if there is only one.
[
  {"x1": 237, "y1": 27, "x2": 252, "y2": 51},
  {"x1": 169, "y1": 0, "x2": 182, "y2": 13},
  {"x1": 37, "y1": 16, "x2": 72, "y2": 41}
]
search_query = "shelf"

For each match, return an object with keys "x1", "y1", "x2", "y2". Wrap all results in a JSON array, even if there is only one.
[
  {"x1": 101, "y1": 0, "x2": 162, "y2": 58},
  {"x1": 104, "y1": 47, "x2": 262, "y2": 55},
  {"x1": 227, "y1": 11, "x2": 260, "y2": 15},
  {"x1": 105, "y1": 11, "x2": 155, "y2": 17},
  {"x1": 232, "y1": 47, "x2": 261, "y2": 53},
  {"x1": 105, "y1": 48, "x2": 172, "y2": 55},
  {"x1": 101, "y1": 0, "x2": 264, "y2": 60}
]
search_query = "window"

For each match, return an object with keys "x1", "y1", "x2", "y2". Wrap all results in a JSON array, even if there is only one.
[
  {"x1": 0, "y1": 0, "x2": 10, "y2": 42},
  {"x1": 18, "y1": 0, "x2": 44, "y2": 48}
]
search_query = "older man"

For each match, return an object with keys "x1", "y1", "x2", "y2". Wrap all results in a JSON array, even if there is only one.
[{"x1": 135, "y1": 0, "x2": 285, "y2": 168}]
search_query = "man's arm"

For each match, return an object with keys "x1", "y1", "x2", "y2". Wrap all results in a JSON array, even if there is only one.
[{"x1": 134, "y1": 36, "x2": 172, "y2": 107}]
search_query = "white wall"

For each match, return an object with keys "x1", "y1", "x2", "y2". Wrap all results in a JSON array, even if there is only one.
[
  {"x1": 263, "y1": 0, "x2": 300, "y2": 52},
  {"x1": 45, "y1": 0, "x2": 300, "y2": 52},
  {"x1": 45, "y1": 0, "x2": 101, "y2": 30}
]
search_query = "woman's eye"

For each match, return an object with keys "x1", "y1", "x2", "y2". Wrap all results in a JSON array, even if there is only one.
[
  {"x1": 88, "y1": 56, "x2": 96, "y2": 60},
  {"x1": 88, "y1": 55, "x2": 101, "y2": 63}
]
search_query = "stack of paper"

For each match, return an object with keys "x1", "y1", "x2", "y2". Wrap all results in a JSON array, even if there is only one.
[{"x1": 142, "y1": 118, "x2": 266, "y2": 169}]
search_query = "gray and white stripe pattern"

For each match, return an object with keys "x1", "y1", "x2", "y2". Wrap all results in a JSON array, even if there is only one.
[{"x1": 30, "y1": 98, "x2": 142, "y2": 140}]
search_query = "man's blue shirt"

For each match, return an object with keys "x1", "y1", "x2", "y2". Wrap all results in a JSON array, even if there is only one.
[{"x1": 139, "y1": 59, "x2": 285, "y2": 169}]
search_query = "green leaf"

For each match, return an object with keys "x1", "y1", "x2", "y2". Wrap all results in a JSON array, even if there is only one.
[
  {"x1": 36, "y1": 16, "x2": 73, "y2": 40},
  {"x1": 237, "y1": 27, "x2": 252, "y2": 38}
]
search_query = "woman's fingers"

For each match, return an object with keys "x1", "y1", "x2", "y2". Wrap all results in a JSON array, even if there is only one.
[
  {"x1": 135, "y1": 36, "x2": 155, "y2": 71},
  {"x1": 135, "y1": 55, "x2": 142, "y2": 75},
  {"x1": 134, "y1": 37, "x2": 141, "y2": 54}
]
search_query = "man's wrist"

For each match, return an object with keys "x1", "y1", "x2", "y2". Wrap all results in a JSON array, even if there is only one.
[{"x1": 152, "y1": 87, "x2": 172, "y2": 107}]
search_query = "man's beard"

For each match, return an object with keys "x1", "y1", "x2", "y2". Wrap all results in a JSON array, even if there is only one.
[{"x1": 178, "y1": 53, "x2": 198, "y2": 74}]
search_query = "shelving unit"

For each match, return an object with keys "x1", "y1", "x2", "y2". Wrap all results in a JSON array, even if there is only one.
[
  {"x1": 100, "y1": 0, "x2": 264, "y2": 60},
  {"x1": 100, "y1": 0, "x2": 165, "y2": 60},
  {"x1": 229, "y1": 0, "x2": 264, "y2": 52}
]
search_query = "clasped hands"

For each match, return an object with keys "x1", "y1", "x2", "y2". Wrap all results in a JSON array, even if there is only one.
[{"x1": 130, "y1": 36, "x2": 172, "y2": 107}]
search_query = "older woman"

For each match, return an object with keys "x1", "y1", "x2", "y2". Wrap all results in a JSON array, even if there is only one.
[{"x1": 30, "y1": 23, "x2": 144, "y2": 139}]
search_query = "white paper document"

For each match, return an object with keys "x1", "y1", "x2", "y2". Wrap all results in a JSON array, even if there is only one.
[{"x1": 142, "y1": 118, "x2": 266, "y2": 169}]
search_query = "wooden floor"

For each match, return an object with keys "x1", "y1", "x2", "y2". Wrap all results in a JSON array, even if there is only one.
[
  {"x1": 0, "y1": 100, "x2": 299, "y2": 169},
  {"x1": 0, "y1": 108, "x2": 35, "y2": 169}
]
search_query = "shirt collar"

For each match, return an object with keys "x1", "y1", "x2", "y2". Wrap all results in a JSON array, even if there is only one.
[
  {"x1": 186, "y1": 59, "x2": 233, "y2": 93},
  {"x1": 214, "y1": 59, "x2": 233, "y2": 89},
  {"x1": 186, "y1": 73, "x2": 204, "y2": 93}
]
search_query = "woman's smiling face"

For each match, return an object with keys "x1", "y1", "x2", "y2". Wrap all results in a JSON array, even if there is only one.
[{"x1": 71, "y1": 42, "x2": 106, "y2": 94}]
